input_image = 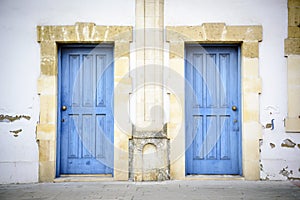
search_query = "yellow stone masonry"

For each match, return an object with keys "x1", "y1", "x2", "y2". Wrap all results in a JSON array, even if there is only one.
[
  {"x1": 285, "y1": 0, "x2": 300, "y2": 132},
  {"x1": 166, "y1": 24, "x2": 262, "y2": 42}
]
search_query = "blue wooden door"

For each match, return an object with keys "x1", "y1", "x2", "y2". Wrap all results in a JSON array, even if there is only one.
[
  {"x1": 185, "y1": 45, "x2": 241, "y2": 175},
  {"x1": 59, "y1": 45, "x2": 114, "y2": 175}
]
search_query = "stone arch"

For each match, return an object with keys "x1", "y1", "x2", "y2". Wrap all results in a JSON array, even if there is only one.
[{"x1": 142, "y1": 143, "x2": 158, "y2": 181}]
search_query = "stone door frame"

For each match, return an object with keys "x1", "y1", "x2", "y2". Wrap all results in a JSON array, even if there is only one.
[
  {"x1": 166, "y1": 23, "x2": 263, "y2": 180},
  {"x1": 36, "y1": 22, "x2": 132, "y2": 182}
]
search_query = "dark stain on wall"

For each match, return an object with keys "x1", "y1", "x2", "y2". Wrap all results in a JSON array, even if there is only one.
[
  {"x1": 9, "y1": 129, "x2": 22, "y2": 137},
  {"x1": 270, "y1": 143, "x2": 276, "y2": 148},
  {"x1": 0, "y1": 114, "x2": 31, "y2": 122}
]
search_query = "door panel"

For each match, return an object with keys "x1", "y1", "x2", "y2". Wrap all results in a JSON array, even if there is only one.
[
  {"x1": 185, "y1": 45, "x2": 240, "y2": 175},
  {"x1": 59, "y1": 45, "x2": 114, "y2": 175}
]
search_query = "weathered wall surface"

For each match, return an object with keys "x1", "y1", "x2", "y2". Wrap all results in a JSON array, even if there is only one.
[
  {"x1": 165, "y1": 0, "x2": 300, "y2": 180},
  {"x1": 0, "y1": 0, "x2": 134, "y2": 184},
  {"x1": 1, "y1": 0, "x2": 299, "y2": 183}
]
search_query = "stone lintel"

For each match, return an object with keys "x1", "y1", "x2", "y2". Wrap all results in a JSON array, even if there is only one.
[
  {"x1": 166, "y1": 24, "x2": 262, "y2": 42},
  {"x1": 37, "y1": 23, "x2": 133, "y2": 42}
]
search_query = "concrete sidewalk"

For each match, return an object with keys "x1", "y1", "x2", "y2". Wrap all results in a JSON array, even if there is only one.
[{"x1": 0, "y1": 180, "x2": 299, "y2": 200}]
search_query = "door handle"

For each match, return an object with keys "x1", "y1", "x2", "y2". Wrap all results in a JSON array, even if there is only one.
[
  {"x1": 62, "y1": 105, "x2": 67, "y2": 111},
  {"x1": 232, "y1": 106, "x2": 237, "y2": 111}
]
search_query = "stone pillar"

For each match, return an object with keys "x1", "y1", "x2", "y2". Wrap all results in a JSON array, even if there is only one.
[
  {"x1": 135, "y1": 0, "x2": 164, "y2": 130},
  {"x1": 130, "y1": 0, "x2": 169, "y2": 181},
  {"x1": 285, "y1": 0, "x2": 300, "y2": 132}
]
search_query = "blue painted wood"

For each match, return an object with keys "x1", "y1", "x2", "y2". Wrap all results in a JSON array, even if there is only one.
[
  {"x1": 185, "y1": 45, "x2": 241, "y2": 175},
  {"x1": 59, "y1": 45, "x2": 114, "y2": 175}
]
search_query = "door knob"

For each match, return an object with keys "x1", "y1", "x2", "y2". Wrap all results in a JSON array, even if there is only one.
[
  {"x1": 62, "y1": 105, "x2": 67, "y2": 111},
  {"x1": 232, "y1": 106, "x2": 237, "y2": 111}
]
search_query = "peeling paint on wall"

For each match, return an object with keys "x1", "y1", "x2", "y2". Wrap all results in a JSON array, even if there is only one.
[
  {"x1": 279, "y1": 166, "x2": 293, "y2": 178},
  {"x1": 281, "y1": 139, "x2": 296, "y2": 148},
  {"x1": 0, "y1": 114, "x2": 31, "y2": 122},
  {"x1": 9, "y1": 129, "x2": 22, "y2": 137}
]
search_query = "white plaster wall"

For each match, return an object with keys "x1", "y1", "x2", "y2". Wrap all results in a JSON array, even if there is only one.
[
  {"x1": 0, "y1": 0, "x2": 134, "y2": 183},
  {"x1": 0, "y1": 0, "x2": 298, "y2": 183},
  {"x1": 166, "y1": 0, "x2": 300, "y2": 180}
]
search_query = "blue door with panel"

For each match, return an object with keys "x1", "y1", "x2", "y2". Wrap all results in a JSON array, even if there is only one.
[
  {"x1": 185, "y1": 45, "x2": 241, "y2": 175},
  {"x1": 59, "y1": 45, "x2": 114, "y2": 175}
]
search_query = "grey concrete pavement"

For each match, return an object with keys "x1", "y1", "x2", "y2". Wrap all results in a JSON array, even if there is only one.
[{"x1": 0, "y1": 180, "x2": 299, "y2": 200}]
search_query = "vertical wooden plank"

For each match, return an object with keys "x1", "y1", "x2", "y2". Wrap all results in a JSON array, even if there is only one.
[
  {"x1": 106, "y1": 53, "x2": 114, "y2": 113},
  {"x1": 220, "y1": 115, "x2": 230, "y2": 160},
  {"x1": 219, "y1": 54, "x2": 230, "y2": 108},
  {"x1": 68, "y1": 115, "x2": 79, "y2": 158},
  {"x1": 82, "y1": 114, "x2": 94, "y2": 158},
  {"x1": 206, "y1": 54, "x2": 217, "y2": 107},
  {"x1": 96, "y1": 55, "x2": 106, "y2": 107},
  {"x1": 185, "y1": 53, "x2": 193, "y2": 105},
  {"x1": 60, "y1": 49, "x2": 69, "y2": 173},
  {"x1": 193, "y1": 54, "x2": 203, "y2": 108},
  {"x1": 206, "y1": 116, "x2": 217, "y2": 160},
  {"x1": 96, "y1": 115, "x2": 105, "y2": 158},
  {"x1": 193, "y1": 115, "x2": 204, "y2": 159},
  {"x1": 185, "y1": 50, "x2": 194, "y2": 174},
  {"x1": 70, "y1": 55, "x2": 81, "y2": 107},
  {"x1": 83, "y1": 55, "x2": 94, "y2": 107}
]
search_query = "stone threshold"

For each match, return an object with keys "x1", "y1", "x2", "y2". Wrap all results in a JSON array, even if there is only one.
[
  {"x1": 185, "y1": 175, "x2": 245, "y2": 181},
  {"x1": 54, "y1": 174, "x2": 113, "y2": 183}
]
